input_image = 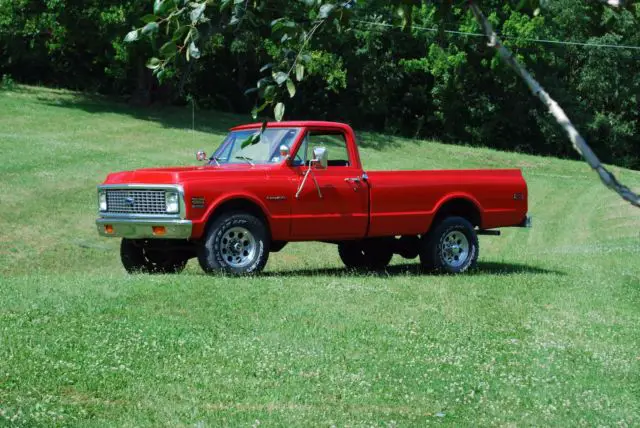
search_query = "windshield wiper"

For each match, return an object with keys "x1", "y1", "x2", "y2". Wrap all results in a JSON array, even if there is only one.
[{"x1": 234, "y1": 156, "x2": 255, "y2": 166}]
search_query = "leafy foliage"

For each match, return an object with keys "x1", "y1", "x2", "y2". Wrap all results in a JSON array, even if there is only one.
[{"x1": 0, "y1": 0, "x2": 638, "y2": 169}]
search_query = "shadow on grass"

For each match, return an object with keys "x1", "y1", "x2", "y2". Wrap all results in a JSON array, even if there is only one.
[
  {"x1": 32, "y1": 88, "x2": 242, "y2": 135},
  {"x1": 28, "y1": 86, "x2": 410, "y2": 153},
  {"x1": 263, "y1": 262, "x2": 564, "y2": 277}
]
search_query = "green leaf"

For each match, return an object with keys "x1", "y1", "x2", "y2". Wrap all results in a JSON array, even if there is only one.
[
  {"x1": 142, "y1": 22, "x2": 159, "y2": 35},
  {"x1": 183, "y1": 28, "x2": 194, "y2": 46},
  {"x1": 259, "y1": 63, "x2": 273, "y2": 73},
  {"x1": 295, "y1": 64, "x2": 305, "y2": 82},
  {"x1": 146, "y1": 57, "x2": 162, "y2": 70},
  {"x1": 190, "y1": 3, "x2": 206, "y2": 24},
  {"x1": 263, "y1": 85, "x2": 276, "y2": 102},
  {"x1": 189, "y1": 41, "x2": 201, "y2": 60},
  {"x1": 300, "y1": 54, "x2": 312, "y2": 64},
  {"x1": 271, "y1": 18, "x2": 296, "y2": 33},
  {"x1": 153, "y1": 0, "x2": 175, "y2": 16},
  {"x1": 319, "y1": 4, "x2": 335, "y2": 19},
  {"x1": 159, "y1": 41, "x2": 177, "y2": 57},
  {"x1": 240, "y1": 133, "x2": 261, "y2": 148},
  {"x1": 274, "y1": 102, "x2": 285, "y2": 122},
  {"x1": 286, "y1": 79, "x2": 296, "y2": 98},
  {"x1": 172, "y1": 25, "x2": 190, "y2": 43},
  {"x1": 124, "y1": 30, "x2": 139, "y2": 43},
  {"x1": 141, "y1": 14, "x2": 158, "y2": 24},
  {"x1": 273, "y1": 71, "x2": 288, "y2": 86},
  {"x1": 251, "y1": 102, "x2": 267, "y2": 119}
]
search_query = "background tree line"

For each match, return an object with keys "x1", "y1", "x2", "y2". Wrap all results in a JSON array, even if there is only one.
[{"x1": 1, "y1": 0, "x2": 638, "y2": 169}]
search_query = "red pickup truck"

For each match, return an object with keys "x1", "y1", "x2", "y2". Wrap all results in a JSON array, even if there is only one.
[{"x1": 97, "y1": 121, "x2": 530, "y2": 275}]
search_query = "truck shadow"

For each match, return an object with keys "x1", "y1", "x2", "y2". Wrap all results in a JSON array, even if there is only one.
[{"x1": 264, "y1": 262, "x2": 564, "y2": 277}]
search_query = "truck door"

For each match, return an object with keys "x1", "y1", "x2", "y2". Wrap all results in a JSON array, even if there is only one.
[{"x1": 289, "y1": 129, "x2": 369, "y2": 240}]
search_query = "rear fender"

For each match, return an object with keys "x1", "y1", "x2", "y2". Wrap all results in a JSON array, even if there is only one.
[{"x1": 428, "y1": 193, "x2": 484, "y2": 231}]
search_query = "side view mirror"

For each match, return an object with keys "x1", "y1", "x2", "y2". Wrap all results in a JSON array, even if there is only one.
[
  {"x1": 196, "y1": 151, "x2": 207, "y2": 162},
  {"x1": 312, "y1": 147, "x2": 328, "y2": 169},
  {"x1": 279, "y1": 145, "x2": 290, "y2": 160}
]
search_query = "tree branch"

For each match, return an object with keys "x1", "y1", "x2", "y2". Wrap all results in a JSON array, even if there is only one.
[{"x1": 467, "y1": 1, "x2": 639, "y2": 208}]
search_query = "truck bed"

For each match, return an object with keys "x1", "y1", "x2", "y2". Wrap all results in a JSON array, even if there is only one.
[{"x1": 366, "y1": 169, "x2": 528, "y2": 236}]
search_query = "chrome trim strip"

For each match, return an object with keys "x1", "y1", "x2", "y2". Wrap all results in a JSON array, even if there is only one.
[
  {"x1": 98, "y1": 213, "x2": 183, "y2": 220},
  {"x1": 98, "y1": 184, "x2": 184, "y2": 190},
  {"x1": 96, "y1": 218, "x2": 193, "y2": 239}
]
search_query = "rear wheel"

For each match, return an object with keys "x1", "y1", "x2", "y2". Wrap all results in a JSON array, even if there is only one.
[
  {"x1": 120, "y1": 239, "x2": 188, "y2": 274},
  {"x1": 198, "y1": 212, "x2": 270, "y2": 275},
  {"x1": 338, "y1": 240, "x2": 393, "y2": 271},
  {"x1": 420, "y1": 216, "x2": 478, "y2": 274}
]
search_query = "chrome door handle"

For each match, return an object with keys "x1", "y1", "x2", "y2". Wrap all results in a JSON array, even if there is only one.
[{"x1": 345, "y1": 177, "x2": 361, "y2": 183}]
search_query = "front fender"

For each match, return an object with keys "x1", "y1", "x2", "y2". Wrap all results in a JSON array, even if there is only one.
[{"x1": 190, "y1": 192, "x2": 273, "y2": 240}]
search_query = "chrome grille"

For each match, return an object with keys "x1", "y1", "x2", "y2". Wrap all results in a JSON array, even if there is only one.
[{"x1": 105, "y1": 189, "x2": 167, "y2": 215}]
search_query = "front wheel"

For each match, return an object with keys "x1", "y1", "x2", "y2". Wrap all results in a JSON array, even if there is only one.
[
  {"x1": 197, "y1": 212, "x2": 270, "y2": 275},
  {"x1": 420, "y1": 217, "x2": 479, "y2": 274},
  {"x1": 120, "y1": 239, "x2": 188, "y2": 274}
]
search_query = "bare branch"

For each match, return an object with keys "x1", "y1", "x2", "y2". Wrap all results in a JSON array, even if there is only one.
[{"x1": 468, "y1": 1, "x2": 639, "y2": 208}]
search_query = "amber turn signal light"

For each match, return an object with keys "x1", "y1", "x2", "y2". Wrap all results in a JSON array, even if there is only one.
[
  {"x1": 152, "y1": 226, "x2": 167, "y2": 236},
  {"x1": 104, "y1": 225, "x2": 114, "y2": 234}
]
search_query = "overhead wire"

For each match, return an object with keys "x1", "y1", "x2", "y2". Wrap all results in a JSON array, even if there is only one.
[
  {"x1": 353, "y1": 19, "x2": 640, "y2": 51},
  {"x1": 258, "y1": 4, "x2": 640, "y2": 51}
]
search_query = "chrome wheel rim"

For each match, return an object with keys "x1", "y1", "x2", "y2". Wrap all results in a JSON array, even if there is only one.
[
  {"x1": 442, "y1": 231, "x2": 469, "y2": 268},
  {"x1": 220, "y1": 227, "x2": 257, "y2": 268}
]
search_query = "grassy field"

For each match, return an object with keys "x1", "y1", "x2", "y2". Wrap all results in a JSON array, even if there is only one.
[{"x1": 1, "y1": 86, "x2": 639, "y2": 427}]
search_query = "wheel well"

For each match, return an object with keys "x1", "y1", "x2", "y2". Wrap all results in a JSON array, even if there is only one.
[
  {"x1": 433, "y1": 198, "x2": 481, "y2": 228},
  {"x1": 206, "y1": 198, "x2": 270, "y2": 234}
]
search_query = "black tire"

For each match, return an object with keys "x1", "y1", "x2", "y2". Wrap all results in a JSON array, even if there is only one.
[
  {"x1": 338, "y1": 240, "x2": 394, "y2": 271},
  {"x1": 120, "y1": 239, "x2": 188, "y2": 274},
  {"x1": 420, "y1": 216, "x2": 479, "y2": 274},
  {"x1": 197, "y1": 211, "x2": 270, "y2": 275}
]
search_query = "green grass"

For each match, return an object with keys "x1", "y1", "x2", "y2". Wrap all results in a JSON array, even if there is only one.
[{"x1": 1, "y1": 86, "x2": 639, "y2": 427}]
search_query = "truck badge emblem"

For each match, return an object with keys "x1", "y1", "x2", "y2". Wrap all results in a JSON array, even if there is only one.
[{"x1": 125, "y1": 196, "x2": 135, "y2": 207}]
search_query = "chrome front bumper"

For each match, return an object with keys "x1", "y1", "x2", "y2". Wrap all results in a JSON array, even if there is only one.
[{"x1": 96, "y1": 218, "x2": 193, "y2": 239}]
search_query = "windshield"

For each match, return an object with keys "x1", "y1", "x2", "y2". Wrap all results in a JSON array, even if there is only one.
[{"x1": 211, "y1": 128, "x2": 301, "y2": 165}]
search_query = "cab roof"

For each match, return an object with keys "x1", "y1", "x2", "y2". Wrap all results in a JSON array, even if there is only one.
[{"x1": 230, "y1": 121, "x2": 353, "y2": 132}]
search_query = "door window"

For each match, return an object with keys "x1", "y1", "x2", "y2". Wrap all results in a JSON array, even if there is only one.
[{"x1": 297, "y1": 131, "x2": 350, "y2": 167}]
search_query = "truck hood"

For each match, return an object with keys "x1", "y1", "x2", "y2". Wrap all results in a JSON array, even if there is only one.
[{"x1": 103, "y1": 164, "x2": 272, "y2": 185}]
